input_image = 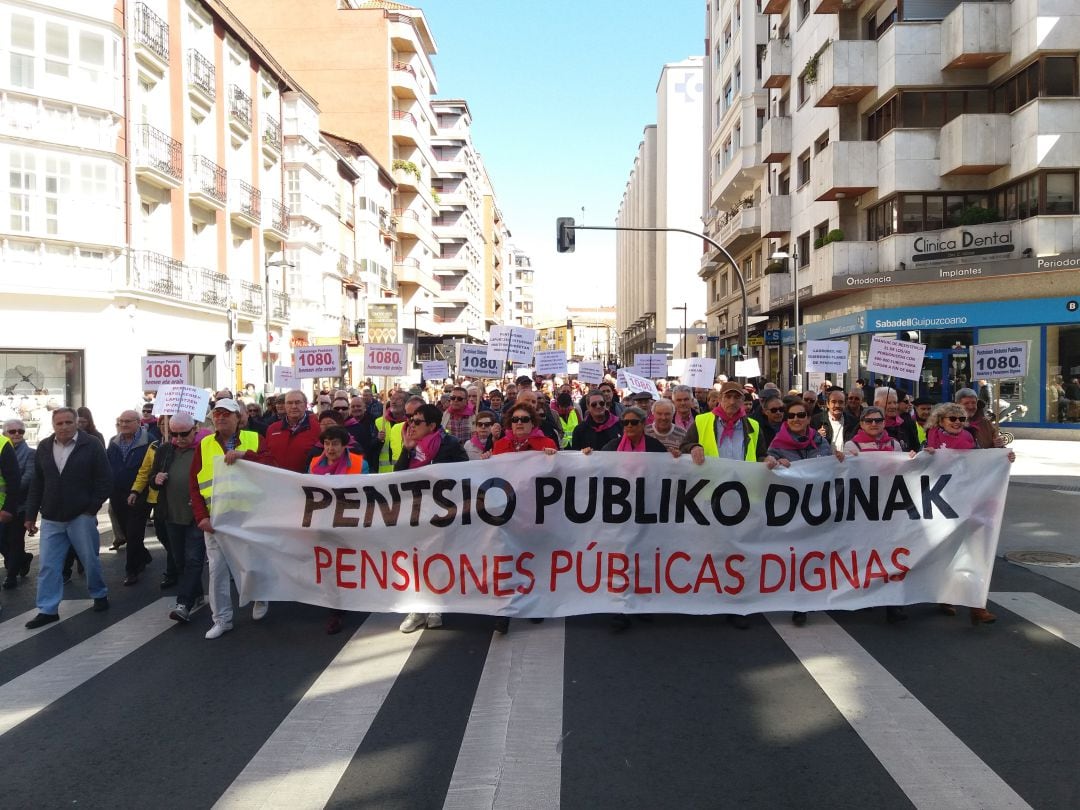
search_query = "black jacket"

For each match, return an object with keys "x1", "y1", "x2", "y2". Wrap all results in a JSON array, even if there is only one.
[
  {"x1": 887, "y1": 415, "x2": 920, "y2": 453},
  {"x1": 25, "y1": 431, "x2": 112, "y2": 522},
  {"x1": 0, "y1": 440, "x2": 21, "y2": 516},
  {"x1": 599, "y1": 435, "x2": 669, "y2": 453},
  {"x1": 571, "y1": 417, "x2": 623, "y2": 451},
  {"x1": 811, "y1": 411, "x2": 858, "y2": 445},
  {"x1": 393, "y1": 431, "x2": 468, "y2": 471}
]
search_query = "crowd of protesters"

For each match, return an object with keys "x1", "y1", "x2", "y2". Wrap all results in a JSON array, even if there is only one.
[{"x1": 0, "y1": 372, "x2": 1013, "y2": 637}]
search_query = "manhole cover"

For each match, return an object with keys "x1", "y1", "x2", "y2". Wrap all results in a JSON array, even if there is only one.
[{"x1": 1005, "y1": 550, "x2": 1080, "y2": 567}]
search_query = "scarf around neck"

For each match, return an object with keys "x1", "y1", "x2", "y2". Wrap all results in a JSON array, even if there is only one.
[
  {"x1": 511, "y1": 427, "x2": 547, "y2": 451},
  {"x1": 617, "y1": 432, "x2": 646, "y2": 452},
  {"x1": 769, "y1": 421, "x2": 816, "y2": 451},
  {"x1": 311, "y1": 450, "x2": 353, "y2": 475},
  {"x1": 590, "y1": 411, "x2": 619, "y2": 432},
  {"x1": 711, "y1": 406, "x2": 746, "y2": 443},
  {"x1": 850, "y1": 429, "x2": 896, "y2": 451},
  {"x1": 410, "y1": 427, "x2": 444, "y2": 468},
  {"x1": 926, "y1": 426, "x2": 976, "y2": 450}
]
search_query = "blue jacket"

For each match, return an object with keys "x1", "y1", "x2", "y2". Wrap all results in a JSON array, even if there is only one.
[{"x1": 106, "y1": 428, "x2": 152, "y2": 497}]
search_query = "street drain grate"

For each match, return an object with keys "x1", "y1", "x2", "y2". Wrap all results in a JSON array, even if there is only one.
[{"x1": 1005, "y1": 550, "x2": 1080, "y2": 567}]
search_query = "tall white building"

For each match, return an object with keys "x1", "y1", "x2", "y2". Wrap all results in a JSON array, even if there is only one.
[
  {"x1": 616, "y1": 58, "x2": 706, "y2": 365},
  {"x1": 506, "y1": 245, "x2": 535, "y2": 329}
]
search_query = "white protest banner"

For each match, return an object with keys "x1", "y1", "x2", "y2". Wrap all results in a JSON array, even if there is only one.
[
  {"x1": 577, "y1": 361, "x2": 604, "y2": 385},
  {"x1": 734, "y1": 357, "x2": 761, "y2": 378},
  {"x1": 621, "y1": 369, "x2": 660, "y2": 398},
  {"x1": 212, "y1": 449, "x2": 1010, "y2": 617},
  {"x1": 142, "y1": 355, "x2": 188, "y2": 389},
  {"x1": 487, "y1": 325, "x2": 536, "y2": 364},
  {"x1": 457, "y1": 344, "x2": 501, "y2": 378},
  {"x1": 634, "y1": 354, "x2": 669, "y2": 378},
  {"x1": 867, "y1": 336, "x2": 927, "y2": 381},
  {"x1": 682, "y1": 357, "x2": 717, "y2": 389},
  {"x1": 421, "y1": 360, "x2": 449, "y2": 381},
  {"x1": 805, "y1": 340, "x2": 850, "y2": 374},
  {"x1": 294, "y1": 346, "x2": 342, "y2": 378},
  {"x1": 567, "y1": 362, "x2": 580, "y2": 376},
  {"x1": 273, "y1": 365, "x2": 299, "y2": 390},
  {"x1": 152, "y1": 384, "x2": 210, "y2": 420},
  {"x1": 807, "y1": 372, "x2": 827, "y2": 392},
  {"x1": 970, "y1": 341, "x2": 1029, "y2": 380},
  {"x1": 534, "y1": 350, "x2": 568, "y2": 376},
  {"x1": 364, "y1": 343, "x2": 408, "y2": 377}
]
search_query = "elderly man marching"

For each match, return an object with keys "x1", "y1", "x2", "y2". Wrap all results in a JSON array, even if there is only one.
[{"x1": 188, "y1": 398, "x2": 270, "y2": 639}]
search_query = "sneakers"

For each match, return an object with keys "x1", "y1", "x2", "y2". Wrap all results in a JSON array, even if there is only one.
[
  {"x1": 425, "y1": 612, "x2": 442, "y2": 629},
  {"x1": 399, "y1": 612, "x2": 426, "y2": 633},
  {"x1": 205, "y1": 621, "x2": 233, "y2": 639},
  {"x1": 190, "y1": 595, "x2": 208, "y2": 614},
  {"x1": 252, "y1": 601, "x2": 269, "y2": 621},
  {"x1": 26, "y1": 612, "x2": 59, "y2": 629},
  {"x1": 169, "y1": 603, "x2": 191, "y2": 623}
]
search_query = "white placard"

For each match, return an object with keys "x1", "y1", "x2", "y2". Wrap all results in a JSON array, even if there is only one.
[
  {"x1": 141, "y1": 355, "x2": 188, "y2": 389},
  {"x1": 534, "y1": 350, "x2": 568, "y2": 376},
  {"x1": 866, "y1": 336, "x2": 927, "y2": 381},
  {"x1": 633, "y1": 354, "x2": 669, "y2": 378},
  {"x1": 807, "y1": 372, "x2": 827, "y2": 392},
  {"x1": 576, "y1": 362, "x2": 604, "y2": 385},
  {"x1": 457, "y1": 344, "x2": 501, "y2": 378},
  {"x1": 294, "y1": 346, "x2": 342, "y2": 378},
  {"x1": 364, "y1": 343, "x2": 408, "y2": 377},
  {"x1": 487, "y1": 325, "x2": 537, "y2": 364},
  {"x1": 567, "y1": 362, "x2": 580, "y2": 376},
  {"x1": 620, "y1": 369, "x2": 660, "y2": 398},
  {"x1": 805, "y1": 340, "x2": 850, "y2": 374},
  {"x1": 152, "y1": 385, "x2": 210, "y2": 420},
  {"x1": 734, "y1": 358, "x2": 761, "y2": 378},
  {"x1": 273, "y1": 365, "x2": 299, "y2": 390},
  {"x1": 970, "y1": 341, "x2": 1029, "y2": 380},
  {"x1": 421, "y1": 360, "x2": 449, "y2": 381},
  {"x1": 682, "y1": 357, "x2": 717, "y2": 389}
]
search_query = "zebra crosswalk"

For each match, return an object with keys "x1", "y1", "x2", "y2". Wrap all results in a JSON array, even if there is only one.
[{"x1": 0, "y1": 585, "x2": 1078, "y2": 810}]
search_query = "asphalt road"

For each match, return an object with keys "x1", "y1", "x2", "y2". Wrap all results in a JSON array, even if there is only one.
[{"x1": 1, "y1": 478, "x2": 1078, "y2": 810}]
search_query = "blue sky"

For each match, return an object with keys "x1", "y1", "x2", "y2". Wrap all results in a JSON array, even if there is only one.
[{"x1": 420, "y1": 0, "x2": 702, "y2": 321}]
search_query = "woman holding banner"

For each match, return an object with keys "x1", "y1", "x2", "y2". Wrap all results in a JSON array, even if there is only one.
[
  {"x1": 464, "y1": 413, "x2": 495, "y2": 460},
  {"x1": 765, "y1": 398, "x2": 841, "y2": 627}
]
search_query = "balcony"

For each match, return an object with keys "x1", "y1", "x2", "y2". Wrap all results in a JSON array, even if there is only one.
[
  {"x1": 133, "y1": 3, "x2": 169, "y2": 72},
  {"x1": 941, "y1": 2, "x2": 1010, "y2": 70},
  {"x1": 763, "y1": 0, "x2": 789, "y2": 13},
  {"x1": 811, "y1": 141, "x2": 878, "y2": 201},
  {"x1": 196, "y1": 269, "x2": 229, "y2": 308},
  {"x1": 760, "y1": 195, "x2": 791, "y2": 237},
  {"x1": 134, "y1": 125, "x2": 183, "y2": 189},
  {"x1": 189, "y1": 155, "x2": 227, "y2": 210},
  {"x1": 939, "y1": 114, "x2": 1010, "y2": 175},
  {"x1": 393, "y1": 165, "x2": 420, "y2": 192},
  {"x1": 265, "y1": 199, "x2": 288, "y2": 241},
  {"x1": 719, "y1": 204, "x2": 760, "y2": 252},
  {"x1": 187, "y1": 49, "x2": 215, "y2": 109},
  {"x1": 761, "y1": 116, "x2": 791, "y2": 163},
  {"x1": 230, "y1": 85, "x2": 252, "y2": 136},
  {"x1": 391, "y1": 109, "x2": 419, "y2": 145},
  {"x1": 262, "y1": 114, "x2": 281, "y2": 156},
  {"x1": 237, "y1": 281, "x2": 264, "y2": 318},
  {"x1": 1010, "y1": 99, "x2": 1080, "y2": 179},
  {"x1": 821, "y1": 242, "x2": 881, "y2": 291},
  {"x1": 877, "y1": 129, "x2": 941, "y2": 198},
  {"x1": 231, "y1": 179, "x2": 261, "y2": 227},
  {"x1": 131, "y1": 251, "x2": 183, "y2": 299},
  {"x1": 877, "y1": 22, "x2": 944, "y2": 95},
  {"x1": 336, "y1": 252, "x2": 351, "y2": 279},
  {"x1": 762, "y1": 40, "x2": 791, "y2": 89},
  {"x1": 391, "y1": 61, "x2": 420, "y2": 99},
  {"x1": 813, "y1": 40, "x2": 877, "y2": 107},
  {"x1": 271, "y1": 290, "x2": 290, "y2": 323},
  {"x1": 394, "y1": 256, "x2": 436, "y2": 291}
]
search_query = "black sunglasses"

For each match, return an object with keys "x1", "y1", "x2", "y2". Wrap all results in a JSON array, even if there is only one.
[
  {"x1": 5, "y1": 428, "x2": 25, "y2": 434},
  {"x1": 786, "y1": 411, "x2": 809, "y2": 420},
  {"x1": 172, "y1": 428, "x2": 196, "y2": 437},
  {"x1": 509, "y1": 416, "x2": 533, "y2": 424},
  {"x1": 766, "y1": 407, "x2": 784, "y2": 414},
  {"x1": 588, "y1": 401, "x2": 606, "y2": 408},
  {"x1": 622, "y1": 419, "x2": 642, "y2": 426},
  {"x1": 408, "y1": 417, "x2": 428, "y2": 426},
  {"x1": 945, "y1": 415, "x2": 968, "y2": 423},
  {"x1": 450, "y1": 396, "x2": 465, "y2": 401},
  {"x1": 333, "y1": 406, "x2": 348, "y2": 412},
  {"x1": 861, "y1": 417, "x2": 884, "y2": 424},
  {"x1": 476, "y1": 422, "x2": 493, "y2": 428}
]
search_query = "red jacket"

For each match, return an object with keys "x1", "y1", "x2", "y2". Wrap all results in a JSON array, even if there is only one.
[
  {"x1": 491, "y1": 434, "x2": 558, "y2": 454},
  {"x1": 264, "y1": 413, "x2": 322, "y2": 473}
]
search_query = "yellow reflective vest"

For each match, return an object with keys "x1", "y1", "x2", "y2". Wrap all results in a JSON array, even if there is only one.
[
  {"x1": 195, "y1": 430, "x2": 261, "y2": 509},
  {"x1": 0, "y1": 435, "x2": 9, "y2": 511},
  {"x1": 695, "y1": 412, "x2": 760, "y2": 461},
  {"x1": 557, "y1": 409, "x2": 579, "y2": 449},
  {"x1": 375, "y1": 416, "x2": 405, "y2": 473}
]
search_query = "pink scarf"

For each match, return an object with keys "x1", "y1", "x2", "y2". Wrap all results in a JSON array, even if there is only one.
[
  {"x1": 885, "y1": 414, "x2": 904, "y2": 428},
  {"x1": 468, "y1": 434, "x2": 488, "y2": 452},
  {"x1": 712, "y1": 406, "x2": 746, "y2": 443},
  {"x1": 511, "y1": 427, "x2": 547, "y2": 452},
  {"x1": 617, "y1": 432, "x2": 646, "y2": 452},
  {"x1": 448, "y1": 400, "x2": 475, "y2": 418},
  {"x1": 310, "y1": 451, "x2": 353, "y2": 475},
  {"x1": 850, "y1": 429, "x2": 896, "y2": 452},
  {"x1": 410, "y1": 428, "x2": 444, "y2": 468},
  {"x1": 926, "y1": 426, "x2": 976, "y2": 450},
  {"x1": 768, "y1": 421, "x2": 816, "y2": 452},
  {"x1": 589, "y1": 411, "x2": 619, "y2": 432}
]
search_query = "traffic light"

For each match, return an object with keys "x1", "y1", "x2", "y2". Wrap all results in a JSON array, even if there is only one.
[
  {"x1": 566, "y1": 319, "x2": 573, "y2": 331},
  {"x1": 556, "y1": 217, "x2": 576, "y2": 253}
]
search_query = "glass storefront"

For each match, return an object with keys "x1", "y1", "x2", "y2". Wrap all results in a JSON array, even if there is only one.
[
  {"x1": 0, "y1": 349, "x2": 85, "y2": 445},
  {"x1": 1046, "y1": 325, "x2": 1080, "y2": 423},
  {"x1": 976, "y1": 326, "x2": 1040, "y2": 423}
]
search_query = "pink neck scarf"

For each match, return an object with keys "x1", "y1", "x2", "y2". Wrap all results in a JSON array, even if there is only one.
[
  {"x1": 410, "y1": 428, "x2": 444, "y2": 468},
  {"x1": 617, "y1": 432, "x2": 646, "y2": 452},
  {"x1": 712, "y1": 407, "x2": 746, "y2": 443},
  {"x1": 768, "y1": 421, "x2": 816, "y2": 451},
  {"x1": 850, "y1": 429, "x2": 896, "y2": 451},
  {"x1": 926, "y1": 426, "x2": 976, "y2": 450}
]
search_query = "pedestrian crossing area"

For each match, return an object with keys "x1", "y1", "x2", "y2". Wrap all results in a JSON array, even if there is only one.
[{"x1": 0, "y1": 588, "x2": 1078, "y2": 809}]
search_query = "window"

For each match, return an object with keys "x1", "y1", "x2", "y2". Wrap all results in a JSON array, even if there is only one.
[
  {"x1": 814, "y1": 132, "x2": 830, "y2": 154},
  {"x1": 1046, "y1": 172, "x2": 1077, "y2": 214},
  {"x1": 78, "y1": 31, "x2": 105, "y2": 85},
  {"x1": 733, "y1": 60, "x2": 741, "y2": 94},
  {"x1": 9, "y1": 151, "x2": 35, "y2": 232},
  {"x1": 797, "y1": 73, "x2": 807, "y2": 108},
  {"x1": 799, "y1": 0, "x2": 811, "y2": 26},
  {"x1": 45, "y1": 22, "x2": 69, "y2": 77},
  {"x1": 866, "y1": 90, "x2": 991, "y2": 140},
  {"x1": 742, "y1": 254, "x2": 754, "y2": 282},
  {"x1": 814, "y1": 221, "x2": 829, "y2": 246},
  {"x1": 797, "y1": 150, "x2": 811, "y2": 187},
  {"x1": 10, "y1": 14, "x2": 35, "y2": 89},
  {"x1": 286, "y1": 169, "x2": 301, "y2": 208},
  {"x1": 778, "y1": 170, "x2": 790, "y2": 195},
  {"x1": 45, "y1": 157, "x2": 71, "y2": 235},
  {"x1": 723, "y1": 79, "x2": 733, "y2": 113},
  {"x1": 993, "y1": 56, "x2": 1078, "y2": 113},
  {"x1": 797, "y1": 233, "x2": 810, "y2": 266}
]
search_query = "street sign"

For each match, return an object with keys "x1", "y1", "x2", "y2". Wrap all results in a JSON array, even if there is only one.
[
  {"x1": 765, "y1": 330, "x2": 781, "y2": 345},
  {"x1": 748, "y1": 336, "x2": 765, "y2": 347}
]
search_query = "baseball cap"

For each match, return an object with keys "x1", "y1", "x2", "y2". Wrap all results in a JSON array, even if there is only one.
[
  {"x1": 212, "y1": 398, "x2": 241, "y2": 414},
  {"x1": 719, "y1": 381, "x2": 744, "y2": 395}
]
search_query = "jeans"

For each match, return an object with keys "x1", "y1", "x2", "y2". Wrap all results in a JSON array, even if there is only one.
[
  {"x1": 205, "y1": 532, "x2": 234, "y2": 624},
  {"x1": 167, "y1": 522, "x2": 204, "y2": 608},
  {"x1": 36, "y1": 514, "x2": 108, "y2": 615}
]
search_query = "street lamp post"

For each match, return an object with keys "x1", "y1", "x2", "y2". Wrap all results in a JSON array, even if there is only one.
[
  {"x1": 413, "y1": 306, "x2": 429, "y2": 369},
  {"x1": 672, "y1": 303, "x2": 688, "y2": 359},
  {"x1": 769, "y1": 248, "x2": 801, "y2": 391},
  {"x1": 264, "y1": 256, "x2": 294, "y2": 395}
]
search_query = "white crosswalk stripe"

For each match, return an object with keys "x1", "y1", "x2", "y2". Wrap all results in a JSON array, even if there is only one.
[
  {"x1": 989, "y1": 592, "x2": 1080, "y2": 649},
  {"x1": 0, "y1": 600, "x2": 93, "y2": 653}
]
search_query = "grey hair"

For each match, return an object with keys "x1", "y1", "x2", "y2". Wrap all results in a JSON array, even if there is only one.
[
  {"x1": 859, "y1": 406, "x2": 885, "y2": 422},
  {"x1": 651, "y1": 399, "x2": 675, "y2": 414},
  {"x1": 954, "y1": 387, "x2": 978, "y2": 402},
  {"x1": 623, "y1": 406, "x2": 647, "y2": 421},
  {"x1": 873, "y1": 386, "x2": 897, "y2": 404},
  {"x1": 671, "y1": 384, "x2": 694, "y2": 396},
  {"x1": 2, "y1": 418, "x2": 25, "y2": 431},
  {"x1": 169, "y1": 413, "x2": 195, "y2": 431}
]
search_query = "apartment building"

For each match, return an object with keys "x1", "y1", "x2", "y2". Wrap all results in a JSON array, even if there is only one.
[
  {"x1": 480, "y1": 164, "x2": 509, "y2": 330},
  {"x1": 226, "y1": 0, "x2": 443, "y2": 361},
  {"x1": 0, "y1": 0, "x2": 308, "y2": 437},
  {"x1": 705, "y1": 0, "x2": 1080, "y2": 432},
  {"x1": 506, "y1": 245, "x2": 535, "y2": 330},
  {"x1": 535, "y1": 307, "x2": 619, "y2": 363},
  {"x1": 430, "y1": 99, "x2": 485, "y2": 343},
  {"x1": 616, "y1": 58, "x2": 706, "y2": 367}
]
